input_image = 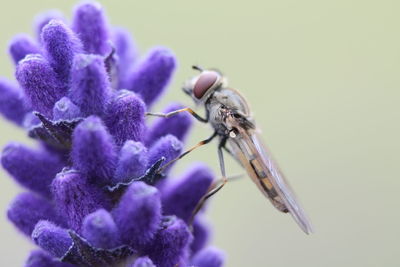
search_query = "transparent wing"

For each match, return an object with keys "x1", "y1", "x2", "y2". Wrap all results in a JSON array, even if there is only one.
[{"x1": 227, "y1": 125, "x2": 313, "y2": 234}]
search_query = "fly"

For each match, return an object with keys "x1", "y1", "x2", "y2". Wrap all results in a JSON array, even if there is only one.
[{"x1": 146, "y1": 66, "x2": 313, "y2": 234}]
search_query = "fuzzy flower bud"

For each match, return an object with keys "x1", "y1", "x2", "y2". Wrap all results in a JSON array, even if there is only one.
[{"x1": 112, "y1": 182, "x2": 161, "y2": 249}]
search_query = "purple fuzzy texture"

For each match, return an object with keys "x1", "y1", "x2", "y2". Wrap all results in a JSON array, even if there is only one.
[
  {"x1": 131, "y1": 256, "x2": 156, "y2": 267},
  {"x1": 41, "y1": 20, "x2": 82, "y2": 85},
  {"x1": 71, "y1": 116, "x2": 117, "y2": 186},
  {"x1": 143, "y1": 216, "x2": 192, "y2": 267},
  {"x1": 8, "y1": 34, "x2": 41, "y2": 65},
  {"x1": 1, "y1": 143, "x2": 64, "y2": 196},
  {"x1": 16, "y1": 54, "x2": 66, "y2": 118},
  {"x1": 72, "y1": 2, "x2": 109, "y2": 55},
  {"x1": 34, "y1": 10, "x2": 65, "y2": 41},
  {"x1": 53, "y1": 97, "x2": 81, "y2": 121},
  {"x1": 82, "y1": 209, "x2": 121, "y2": 249},
  {"x1": 112, "y1": 182, "x2": 161, "y2": 249},
  {"x1": 145, "y1": 103, "x2": 193, "y2": 146},
  {"x1": 127, "y1": 47, "x2": 176, "y2": 107},
  {"x1": 113, "y1": 28, "x2": 137, "y2": 89},
  {"x1": 114, "y1": 140, "x2": 148, "y2": 183},
  {"x1": 25, "y1": 250, "x2": 74, "y2": 267},
  {"x1": 51, "y1": 169, "x2": 110, "y2": 232},
  {"x1": 32, "y1": 220, "x2": 73, "y2": 258},
  {"x1": 191, "y1": 216, "x2": 211, "y2": 254},
  {"x1": 113, "y1": 28, "x2": 136, "y2": 87},
  {"x1": 7, "y1": 192, "x2": 62, "y2": 236},
  {"x1": 69, "y1": 54, "x2": 111, "y2": 117},
  {"x1": 147, "y1": 134, "x2": 182, "y2": 173},
  {"x1": 191, "y1": 247, "x2": 225, "y2": 267},
  {"x1": 0, "y1": 2, "x2": 225, "y2": 266},
  {"x1": 162, "y1": 164, "x2": 214, "y2": 222},
  {"x1": 104, "y1": 90, "x2": 146, "y2": 146},
  {"x1": 0, "y1": 78, "x2": 29, "y2": 125}
]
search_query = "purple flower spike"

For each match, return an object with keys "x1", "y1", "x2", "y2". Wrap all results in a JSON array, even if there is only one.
[
  {"x1": 72, "y1": 2, "x2": 110, "y2": 55},
  {"x1": 8, "y1": 34, "x2": 41, "y2": 65},
  {"x1": 145, "y1": 103, "x2": 193, "y2": 146},
  {"x1": 41, "y1": 20, "x2": 82, "y2": 84},
  {"x1": 127, "y1": 47, "x2": 176, "y2": 107},
  {"x1": 82, "y1": 209, "x2": 121, "y2": 249},
  {"x1": 7, "y1": 192, "x2": 62, "y2": 236},
  {"x1": 191, "y1": 247, "x2": 225, "y2": 267},
  {"x1": 112, "y1": 182, "x2": 161, "y2": 249},
  {"x1": 1, "y1": 143, "x2": 63, "y2": 196},
  {"x1": 71, "y1": 116, "x2": 117, "y2": 186},
  {"x1": 34, "y1": 10, "x2": 65, "y2": 41},
  {"x1": 105, "y1": 90, "x2": 146, "y2": 146},
  {"x1": 162, "y1": 164, "x2": 214, "y2": 222},
  {"x1": 147, "y1": 134, "x2": 183, "y2": 173},
  {"x1": 191, "y1": 216, "x2": 211, "y2": 254},
  {"x1": 32, "y1": 220, "x2": 72, "y2": 258},
  {"x1": 113, "y1": 28, "x2": 137, "y2": 89},
  {"x1": 69, "y1": 54, "x2": 111, "y2": 117},
  {"x1": 51, "y1": 169, "x2": 110, "y2": 232},
  {"x1": 0, "y1": 78, "x2": 29, "y2": 125},
  {"x1": 144, "y1": 216, "x2": 192, "y2": 267},
  {"x1": 53, "y1": 97, "x2": 81, "y2": 121},
  {"x1": 25, "y1": 250, "x2": 74, "y2": 267},
  {"x1": 114, "y1": 140, "x2": 148, "y2": 183},
  {"x1": 16, "y1": 54, "x2": 66, "y2": 118},
  {"x1": 131, "y1": 256, "x2": 156, "y2": 267}
]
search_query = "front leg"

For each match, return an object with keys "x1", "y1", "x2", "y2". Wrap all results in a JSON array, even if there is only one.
[{"x1": 146, "y1": 107, "x2": 208, "y2": 123}]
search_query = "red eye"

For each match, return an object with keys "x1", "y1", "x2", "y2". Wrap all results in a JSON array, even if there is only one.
[{"x1": 193, "y1": 71, "x2": 219, "y2": 99}]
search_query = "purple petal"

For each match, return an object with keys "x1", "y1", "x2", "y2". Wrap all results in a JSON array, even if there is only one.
[
  {"x1": 1, "y1": 143, "x2": 64, "y2": 196},
  {"x1": 104, "y1": 90, "x2": 146, "y2": 146},
  {"x1": 191, "y1": 247, "x2": 225, "y2": 267},
  {"x1": 16, "y1": 54, "x2": 66, "y2": 118},
  {"x1": 72, "y1": 2, "x2": 110, "y2": 55},
  {"x1": 8, "y1": 34, "x2": 41, "y2": 65},
  {"x1": 25, "y1": 249, "x2": 74, "y2": 267},
  {"x1": 7, "y1": 192, "x2": 63, "y2": 236},
  {"x1": 112, "y1": 181, "x2": 161, "y2": 249},
  {"x1": 191, "y1": 216, "x2": 211, "y2": 254},
  {"x1": 22, "y1": 112, "x2": 41, "y2": 129},
  {"x1": 113, "y1": 27, "x2": 137, "y2": 89},
  {"x1": 82, "y1": 209, "x2": 121, "y2": 249},
  {"x1": 71, "y1": 116, "x2": 117, "y2": 186},
  {"x1": 41, "y1": 20, "x2": 82, "y2": 84},
  {"x1": 34, "y1": 10, "x2": 65, "y2": 42},
  {"x1": 69, "y1": 54, "x2": 111, "y2": 117},
  {"x1": 145, "y1": 103, "x2": 193, "y2": 146},
  {"x1": 32, "y1": 220, "x2": 72, "y2": 258},
  {"x1": 143, "y1": 216, "x2": 192, "y2": 267},
  {"x1": 51, "y1": 169, "x2": 111, "y2": 232},
  {"x1": 113, "y1": 140, "x2": 148, "y2": 184},
  {"x1": 147, "y1": 134, "x2": 182, "y2": 173},
  {"x1": 53, "y1": 97, "x2": 82, "y2": 121},
  {"x1": 130, "y1": 256, "x2": 156, "y2": 267},
  {"x1": 161, "y1": 163, "x2": 214, "y2": 222},
  {"x1": 127, "y1": 47, "x2": 176, "y2": 107},
  {"x1": 0, "y1": 78, "x2": 29, "y2": 125}
]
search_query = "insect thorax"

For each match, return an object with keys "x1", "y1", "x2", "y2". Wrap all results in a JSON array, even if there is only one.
[{"x1": 206, "y1": 87, "x2": 254, "y2": 136}]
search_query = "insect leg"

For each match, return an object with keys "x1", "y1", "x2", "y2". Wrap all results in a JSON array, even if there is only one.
[
  {"x1": 189, "y1": 137, "x2": 228, "y2": 225},
  {"x1": 156, "y1": 131, "x2": 218, "y2": 174},
  {"x1": 146, "y1": 107, "x2": 208, "y2": 123}
]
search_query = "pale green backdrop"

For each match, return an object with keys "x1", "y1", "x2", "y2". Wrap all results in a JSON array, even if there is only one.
[{"x1": 0, "y1": 1, "x2": 399, "y2": 266}]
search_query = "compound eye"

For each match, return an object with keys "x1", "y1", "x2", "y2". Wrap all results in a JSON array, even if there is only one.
[{"x1": 193, "y1": 71, "x2": 219, "y2": 99}]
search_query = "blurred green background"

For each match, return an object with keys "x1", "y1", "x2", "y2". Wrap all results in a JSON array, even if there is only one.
[{"x1": 0, "y1": 0, "x2": 399, "y2": 266}]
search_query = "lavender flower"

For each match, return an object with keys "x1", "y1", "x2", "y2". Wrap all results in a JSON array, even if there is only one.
[{"x1": 0, "y1": 2, "x2": 225, "y2": 267}]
